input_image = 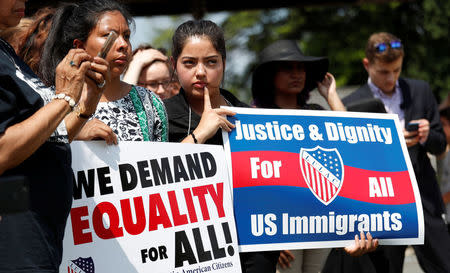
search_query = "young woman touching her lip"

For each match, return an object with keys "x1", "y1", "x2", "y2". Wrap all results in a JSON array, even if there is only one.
[
  {"x1": 164, "y1": 20, "x2": 244, "y2": 145},
  {"x1": 164, "y1": 20, "x2": 280, "y2": 273}
]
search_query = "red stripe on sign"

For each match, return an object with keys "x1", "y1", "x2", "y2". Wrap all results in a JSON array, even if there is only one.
[
  {"x1": 321, "y1": 175, "x2": 327, "y2": 202},
  {"x1": 310, "y1": 162, "x2": 316, "y2": 193},
  {"x1": 303, "y1": 158, "x2": 310, "y2": 187},
  {"x1": 231, "y1": 151, "x2": 416, "y2": 205},
  {"x1": 232, "y1": 151, "x2": 307, "y2": 188},
  {"x1": 327, "y1": 177, "x2": 332, "y2": 200},
  {"x1": 338, "y1": 166, "x2": 415, "y2": 205}
]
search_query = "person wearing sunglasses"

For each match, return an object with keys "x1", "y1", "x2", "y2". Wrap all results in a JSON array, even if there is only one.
[{"x1": 323, "y1": 32, "x2": 449, "y2": 273}]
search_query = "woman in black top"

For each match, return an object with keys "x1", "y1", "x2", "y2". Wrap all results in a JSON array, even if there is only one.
[
  {"x1": 164, "y1": 19, "x2": 280, "y2": 273},
  {"x1": 252, "y1": 40, "x2": 345, "y2": 112},
  {"x1": 164, "y1": 20, "x2": 243, "y2": 145},
  {"x1": 0, "y1": 0, "x2": 108, "y2": 272}
]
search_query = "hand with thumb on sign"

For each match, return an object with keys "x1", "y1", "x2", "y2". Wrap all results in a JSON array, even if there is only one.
[{"x1": 182, "y1": 86, "x2": 235, "y2": 144}]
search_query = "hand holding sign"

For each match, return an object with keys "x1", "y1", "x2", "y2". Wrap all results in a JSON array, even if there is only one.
[
  {"x1": 185, "y1": 86, "x2": 235, "y2": 144},
  {"x1": 344, "y1": 232, "x2": 379, "y2": 257},
  {"x1": 75, "y1": 118, "x2": 117, "y2": 145}
]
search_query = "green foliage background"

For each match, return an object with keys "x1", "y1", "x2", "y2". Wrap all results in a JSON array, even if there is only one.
[{"x1": 152, "y1": 0, "x2": 450, "y2": 103}]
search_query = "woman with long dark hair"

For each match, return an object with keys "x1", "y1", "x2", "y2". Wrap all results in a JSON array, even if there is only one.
[
  {"x1": 164, "y1": 19, "x2": 281, "y2": 272},
  {"x1": 40, "y1": 0, "x2": 168, "y2": 143}
]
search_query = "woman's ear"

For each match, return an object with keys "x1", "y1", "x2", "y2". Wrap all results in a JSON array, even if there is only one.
[
  {"x1": 170, "y1": 56, "x2": 176, "y2": 70},
  {"x1": 73, "y1": 39, "x2": 85, "y2": 49}
]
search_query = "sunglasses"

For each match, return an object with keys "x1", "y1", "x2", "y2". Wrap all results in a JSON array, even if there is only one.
[{"x1": 374, "y1": 40, "x2": 402, "y2": 53}]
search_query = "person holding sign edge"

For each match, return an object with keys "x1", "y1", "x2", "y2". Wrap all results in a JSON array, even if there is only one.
[
  {"x1": 0, "y1": 0, "x2": 109, "y2": 271},
  {"x1": 251, "y1": 40, "x2": 378, "y2": 273}
]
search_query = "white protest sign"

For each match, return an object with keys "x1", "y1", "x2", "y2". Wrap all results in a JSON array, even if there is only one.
[{"x1": 60, "y1": 141, "x2": 241, "y2": 273}]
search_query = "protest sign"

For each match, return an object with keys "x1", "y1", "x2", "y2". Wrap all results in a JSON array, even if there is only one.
[
  {"x1": 222, "y1": 107, "x2": 424, "y2": 252},
  {"x1": 61, "y1": 141, "x2": 241, "y2": 273}
]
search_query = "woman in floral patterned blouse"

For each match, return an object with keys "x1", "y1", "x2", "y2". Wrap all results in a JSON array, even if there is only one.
[{"x1": 40, "y1": 0, "x2": 168, "y2": 143}]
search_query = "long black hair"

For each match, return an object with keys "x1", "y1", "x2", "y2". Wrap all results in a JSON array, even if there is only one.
[{"x1": 39, "y1": 0, "x2": 133, "y2": 86}]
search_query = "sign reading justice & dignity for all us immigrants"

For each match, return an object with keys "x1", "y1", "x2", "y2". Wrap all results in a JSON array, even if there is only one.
[
  {"x1": 61, "y1": 142, "x2": 241, "y2": 273},
  {"x1": 222, "y1": 107, "x2": 424, "y2": 252}
]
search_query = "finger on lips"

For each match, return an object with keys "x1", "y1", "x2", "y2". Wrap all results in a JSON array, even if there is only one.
[{"x1": 203, "y1": 87, "x2": 212, "y2": 109}]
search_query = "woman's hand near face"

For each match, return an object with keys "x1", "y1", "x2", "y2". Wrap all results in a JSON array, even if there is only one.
[
  {"x1": 75, "y1": 118, "x2": 117, "y2": 145},
  {"x1": 182, "y1": 86, "x2": 235, "y2": 144},
  {"x1": 55, "y1": 49, "x2": 93, "y2": 103},
  {"x1": 81, "y1": 56, "x2": 110, "y2": 111},
  {"x1": 317, "y1": 72, "x2": 346, "y2": 111},
  {"x1": 317, "y1": 72, "x2": 336, "y2": 99},
  {"x1": 123, "y1": 48, "x2": 167, "y2": 85},
  {"x1": 86, "y1": 56, "x2": 110, "y2": 92},
  {"x1": 0, "y1": 49, "x2": 93, "y2": 174},
  {"x1": 63, "y1": 54, "x2": 110, "y2": 142}
]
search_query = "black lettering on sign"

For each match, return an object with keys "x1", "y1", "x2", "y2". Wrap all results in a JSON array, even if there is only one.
[
  {"x1": 137, "y1": 160, "x2": 153, "y2": 187},
  {"x1": 200, "y1": 152, "x2": 216, "y2": 177},
  {"x1": 73, "y1": 169, "x2": 95, "y2": 200},
  {"x1": 173, "y1": 155, "x2": 189, "y2": 182},
  {"x1": 186, "y1": 153, "x2": 203, "y2": 180},
  {"x1": 97, "y1": 166, "x2": 113, "y2": 195},
  {"x1": 208, "y1": 225, "x2": 226, "y2": 259},
  {"x1": 174, "y1": 230, "x2": 197, "y2": 267},
  {"x1": 151, "y1": 157, "x2": 173, "y2": 186},
  {"x1": 73, "y1": 167, "x2": 113, "y2": 199},
  {"x1": 119, "y1": 163, "x2": 137, "y2": 191},
  {"x1": 140, "y1": 245, "x2": 168, "y2": 263},
  {"x1": 193, "y1": 227, "x2": 212, "y2": 262}
]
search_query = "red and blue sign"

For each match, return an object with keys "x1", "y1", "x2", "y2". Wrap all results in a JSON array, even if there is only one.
[{"x1": 222, "y1": 107, "x2": 424, "y2": 251}]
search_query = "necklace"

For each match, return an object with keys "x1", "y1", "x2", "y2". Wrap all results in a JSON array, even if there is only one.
[{"x1": 186, "y1": 94, "x2": 232, "y2": 137}]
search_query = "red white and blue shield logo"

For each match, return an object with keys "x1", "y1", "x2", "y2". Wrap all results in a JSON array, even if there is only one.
[
  {"x1": 300, "y1": 146, "x2": 344, "y2": 205},
  {"x1": 67, "y1": 257, "x2": 95, "y2": 273}
]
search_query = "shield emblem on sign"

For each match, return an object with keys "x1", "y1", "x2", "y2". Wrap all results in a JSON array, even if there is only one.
[{"x1": 299, "y1": 146, "x2": 344, "y2": 206}]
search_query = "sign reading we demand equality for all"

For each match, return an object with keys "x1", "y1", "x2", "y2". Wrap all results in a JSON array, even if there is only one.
[
  {"x1": 60, "y1": 142, "x2": 241, "y2": 273},
  {"x1": 222, "y1": 107, "x2": 424, "y2": 252}
]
